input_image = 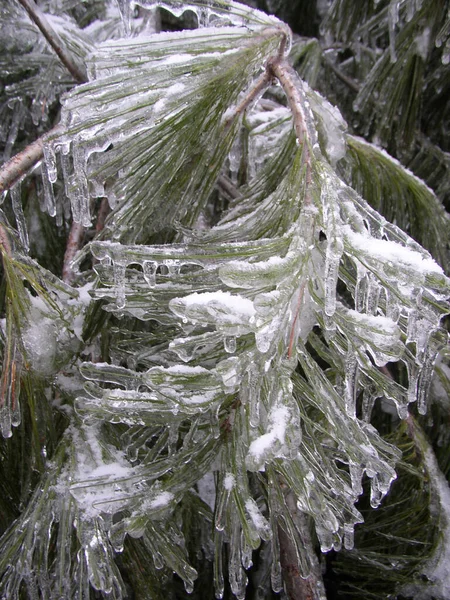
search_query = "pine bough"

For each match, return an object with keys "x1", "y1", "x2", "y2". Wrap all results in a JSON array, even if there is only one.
[{"x1": 0, "y1": 1, "x2": 449, "y2": 598}]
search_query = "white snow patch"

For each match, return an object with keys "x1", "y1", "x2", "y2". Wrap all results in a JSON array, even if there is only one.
[
  {"x1": 247, "y1": 405, "x2": 290, "y2": 467},
  {"x1": 224, "y1": 473, "x2": 235, "y2": 491},
  {"x1": 344, "y1": 226, "x2": 443, "y2": 274},
  {"x1": 146, "y1": 491, "x2": 174, "y2": 510},
  {"x1": 179, "y1": 291, "x2": 256, "y2": 316}
]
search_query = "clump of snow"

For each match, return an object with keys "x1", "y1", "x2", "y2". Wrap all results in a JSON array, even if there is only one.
[
  {"x1": 146, "y1": 491, "x2": 174, "y2": 511},
  {"x1": 224, "y1": 473, "x2": 236, "y2": 491},
  {"x1": 344, "y1": 226, "x2": 443, "y2": 274},
  {"x1": 246, "y1": 405, "x2": 291, "y2": 471}
]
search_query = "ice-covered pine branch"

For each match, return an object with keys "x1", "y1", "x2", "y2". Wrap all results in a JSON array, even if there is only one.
[{"x1": 0, "y1": 1, "x2": 449, "y2": 599}]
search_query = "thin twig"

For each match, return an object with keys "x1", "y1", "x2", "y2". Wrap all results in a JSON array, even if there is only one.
[
  {"x1": 322, "y1": 55, "x2": 360, "y2": 93},
  {"x1": 0, "y1": 125, "x2": 62, "y2": 195},
  {"x1": 223, "y1": 70, "x2": 273, "y2": 129},
  {"x1": 217, "y1": 175, "x2": 241, "y2": 201},
  {"x1": 17, "y1": 0, "x2": 87, "y2": 83},
  {"x1": 95, "y1": 197, "x2": 111, "y2": 233}
]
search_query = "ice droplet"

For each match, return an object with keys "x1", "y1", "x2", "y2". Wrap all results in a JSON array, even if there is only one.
[
  {"x1": 143, "y1": 260, "x2": 157, "y2": 287},
  {"x1": 223, "y1": 336, "x2": 236, "y2": 354}
]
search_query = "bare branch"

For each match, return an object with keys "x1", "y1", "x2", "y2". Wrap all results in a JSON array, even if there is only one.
[
  {"x1": 0, "y1": 126, "x2": 62, "y2": 195},
  {"x1": 17, "y1": 0, "x2": 87, "y2": 83},
  {"x1": 223, "y1": 70, "x2": 273, "y2": 129},
  {"x1": 278, "y1": 493, "x2": 327, "y2": 600}
]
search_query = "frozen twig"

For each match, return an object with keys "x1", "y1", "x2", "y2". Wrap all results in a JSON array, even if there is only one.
[
  {"x1": 0, "y1": 126, "x2": 62, "y2": 195},
  {"x1": 322, "y1": 55, "x2": 360, "y2": 93},
  {"x1": 62, "y1": 222, "x2": 85, "y2": 284},
  {"x1": 268, "y1": 58, "x2": 312, "y2": 204},
  {"x1": 17, "y1": 0, "x2": 87, "y2": 84},
  {"x1": 223, "y1": 70, "x2": 274, "y2": 129},
  {"x1": 95, "y1": 198, "x2": 111, "y2": 233}
]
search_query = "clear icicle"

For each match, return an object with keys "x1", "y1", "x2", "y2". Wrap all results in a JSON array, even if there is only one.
[
  {"x1": 43, "y1": 143, "x2": 58, "y2": 183},
  {"x1": 143, "y1": 261, "x2": 157, "y2": 287},
  {"x1": 10, "y1": 183, "x2": 29, "y2": 252},
  {"x1": 40, "y1": 161, "x2": 56, "y2": 219},
  {"x1": 113, "y1": 260, "x2": 127, "y2": 309},
  {"x1": 388, "y1": 1, "x2": 400, "y2": 63},
  {"x1": 344, "y1": 351, "x2": 358, "y2": 418},
  {"x1": 224, "y1": 336, "x2": 236, "y2": 354}
]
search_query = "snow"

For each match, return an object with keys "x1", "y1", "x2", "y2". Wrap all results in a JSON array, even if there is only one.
[
  {"x1": 247, "y1": 405, "x2": 290, "y2": 469},
  {"x1": 344, "y1": 226, "x2": 443, "y2": 274},
  {"x1": 224, "y1": 473, "x2": 236, "y2": 491},
  {"x1": 146, "y1": 491, "x2": 174, "y2": 510},
  {"x1": 179, "y1": 291, "x2": 255, "y2": 316},
  {"x1": 245, "y1": 498, "x2": 266, "y2": 530}
]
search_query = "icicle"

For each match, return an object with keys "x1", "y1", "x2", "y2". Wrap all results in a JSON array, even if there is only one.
[
  {"x1": 184, "y1": 580, "x2": 194, "y2": 594},
  {"x1": 113, "y1": 260, "x2": 127, "y2": 309},
  {"x1": 324, "y1": 237, "x2": 343, "y2": 317},
  {"x1": 344, "y1": 351, "x2": 358, "y2": 418},
  {"x1": 245, "y1": 497, "x2": 271, "y2": 541},
  {"x1": 40, "y1": 161, "x2": 56, "y2": 218},
  {"x1": 3, "y1": 100, "x2": 22, "y2": 162},
  {"x1": 215, "y1": 473, "x2": 234, "y2": 532},
  {"x1": 388, "y1": 1, "x2": 400, "y2": 63},
  {"x1": 43, "y1": 143, "x2": 58, "y2": 183},
  {"x1": 223, "y1": 336, "x2": 236, "y2": 354},
  {"x1": 343, "y1": 523, "x2": 355, "y2": 550},
  {"x1": 386, "y1": 289, "x2": 400, "y2": 322},
  {"x1": 228, "y1": 518, "x2": 247, "y2": 600},
  {"x1": 354, "y1": 263, "x2": 368, "y2": 313},
  {"x1": 349, "y1": 461, "x2": 363, "y2": 496},
  {"x1": 109, "y1": 521, "x2": 126, "y2": 553},
  {"x1": 417, "y1": 335, "x2": 445, "y2": 415},
  {"x1": 0, "y1": 403, "x2": 12, "y2": 438},
  {"x1": 10, "y1": 183, "x2": 29, "y2": 252},
  {"x1": 366, "y1": 276, "x2": 380, "y2": 315},
  {"x1": 362, "y1": 384, "x2": 378, "y2": 422},
  {"x1": 241, "y1": 536, "x2": 253, "y2": 569},
  {"x1": 242, "y1": 363, "x2": 260, "y2": 428},
  {"x1": 142, "y1": 260, "x2": 157, "y2": 287},
  {"x1": 71, "y1": 144, "x2": 91, "y2": 227}
]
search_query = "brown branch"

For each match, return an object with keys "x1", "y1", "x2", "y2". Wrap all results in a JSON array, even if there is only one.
[
  {"x1": 223, "y1": 70, "x2": 273, "y2": 129},
  {"x1": 17, "y1": 0, "x2": 87, "y2": 83},
  {"x1": 278, "y1": 492, "x2": 326, "y2": 600},
  {"x1": 0, "y1": 125, "x2": 62, "y2": 195},
  {"x1": 267, "y1": 58, "x2": 312, "y2": 205}
]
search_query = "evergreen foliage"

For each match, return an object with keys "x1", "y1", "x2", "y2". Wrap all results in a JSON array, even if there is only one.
[{"x1": 0, "y1": 1, "x2": 449, "y2": 599}]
